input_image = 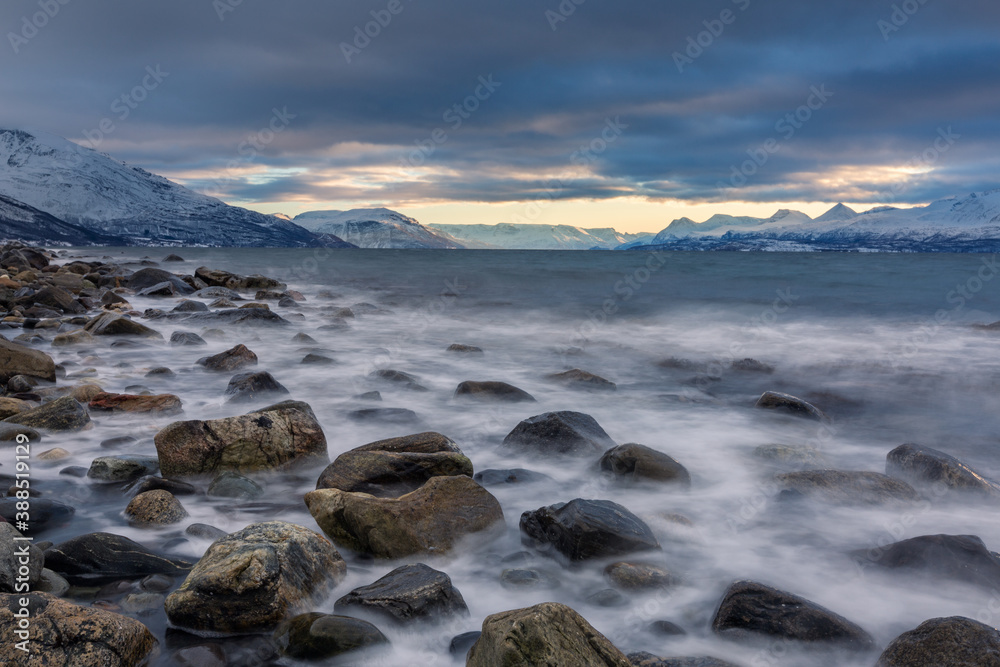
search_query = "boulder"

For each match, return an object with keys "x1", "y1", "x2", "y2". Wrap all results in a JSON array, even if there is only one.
[
  {"x1": 170, "y1": 331, "x2": 207, "y2": 346},
  {"x1": 88, "y1": 392, "x2": 183, "y2": 415},
  {"x1": 155, "y1": 400, "x2": 328, "y2": 476},
  {"x1": 315, "y1": 432, "x2": 472, "y2": 497},
  {"x1": 33, "y1": 286, "x2": 86, "y2": 314},
  {"x1": 197, "y1": 343, "x2": 258, "y2": 372},
  {"x1": 875, "y1": 616, "x2": 1000, "y2": 666},
  {"x1": 886, "y1": 444, "x2": 1000, "y2": 498},
  {"x1": 172, "y1": 299, "x2": 209, "y2": 313},
  {"x1": 599, "y1": 444, "x2": 691, "y2": 487},
  {"x1": 711, "y1": 580, "x2": 873, "y2": 649},
  {"x1": 776, "y1": 470, "x2": 919, "y2": 506},
  {"x1": 273, "y1": 613, "x2": 389, "y2": 662},
  {"x1": 165, "y1": 521, "x2": 346, "y2": 634},
  {"x1": 0, "y1": 397, "x2": 30, "y2": 420},
  {"x1": 467, "y1": 602, "x2": 631, "y2": 667},
  {"x1": 52, "y1": 330, "x2": 95, "y2": 347},
  {"x1": 43, "y1": 532, "x2": 191, "y2": 584},
  {"x1": 546, "y1": 369, "x2": 617, "y2": 391},
  {"x1": 125, "y1": 490, "x2": 189, "y2": 526},
  {"x1": 334, "y1": 563, "x2": 468, "y2": 624},
  {"x1": 0, "y1": 337, "x2": 56, "y2": 383},
  {"x1": 604, "y1": 561, "x2": 675, "y2": 591},
  {"x1": 305, "y1": 476, "x2": 504, "y2": 559},
  {"x1": 88, "y1": 455, "x2": 159, "y2": 483},
  {"x1": 503, "y1": 411, "x2": 616, "y2": 456},
  {"x1": 224, "y1": 371, "x2": 290, "y2": 404},
  {"x1": 454, "y1": 381, "x2": 536, "y2": 403},
  {"x1": 126, "y1": 267, "x2": 194, "y2": 295},
  {"x1": 0, "y1": 523, "x2": 44, "y2": 592},
  {"x1": 0, "y1": 593, "x2": 156, "y2": 666},
  {"x1": 84, "y1": 312, "x2": 162, "y2": 338},
  {"x1": 520, "y1": 499, "x2": 660, "y2": 562},
  {"x1": 755, "y1": 391, "x2": 828, "y2": 421},
  {"x1": 3, "y1": 396, "x2": 91, "y2": 432},
  {"x1": 852, "y1": 534, "x2": 1000, "y2": 590}
]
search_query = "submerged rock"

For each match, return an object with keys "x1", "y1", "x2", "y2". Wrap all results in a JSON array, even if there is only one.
[
  {"x1": 155, "y1": 400, "x2": 328, "y2": 476},
  {"x1": 3, "y1": 396, "x2": 91, "y2": 432},
  {"x1": 207, "y1": 471, "x2": 264, "y2": 499},
  {"x1": 474, "y1": 468, "x2": 551, "y2": 486},
  {"x1": 306, "y1": 476, "x2": 504, "y2": 559},
  {"x1": 753, "y1": 444, "x2": 828, "y2": 469},
  {"x1": 454, "y1": 380, "x2": 536, "y2": 403},
  {"x1": 273, "y1": 613, "x2": 389, "y2": 662},
  {"x1": 546, "y1": 368, "x2": 617, "y2": 391},
  {"x1": 88, "y1": 455, "x2": 159, "y2": 482},
  {"x1": 348, "y1": 407, "x2": 420, "y2": 424},
  {"x1": 447, "y1": 343, "x2": 483, "y2": 355},
  {"x1": 875, "y1": 616, "x2": 1000, "y2": 666},
  {"x1": 886, "y1": 443, "x2": 1000, "y2": 498},
  {"x1": 165, "y1": 521, "x2": 346, "y2": 634},
  {"x1": 224, "y1": 370, "x2": 290, "y2": 404},
  {"x1": 0, "y1": 498, "x2": 74, "y2": 535},
  {"x1": 604, "y1": 561, "x2": 676, "y2": 591},
  {"x1": 599, "y1": 444, "x2": 691, "y2": 487},
  {"x1": 369, "y1": 369, "x2": 428, "y2": 391},
  {"x1": 776, "y1": 470, "x2": 919, "y2": 506},
  {"x1": 467, "y1": 602, "x2": 631, "y2": 667},
  {"x1": 852, "y1": 534, "x2": 1000, "y2": 590},
  {"x1": 0, "y1": 593, "x2": 156, "y2": 667},
  {"x1": 503, "y1": 410, "x2": 616, "y2": 457},
  {"x1": 520, "y1": 498, "x2": 660, "y2": 562},
  {"x1": 754, "y1": 391, "x2": 828, "y2": 421},
  {"x1": 170, "y1": 331, "x2": 207, "y2": 346},
  {"x1": 197, "y1": 343, "x2": 258, "y2": 372},
  {"x1": 334, "y1": 563, "x2": 469, "y2": 624},
  {"x1": 43, "y1": 532, "x2": 192, "y2": 584},
  {"x1": 711, "y1": 580, "x2": 874, "y2": 650}
]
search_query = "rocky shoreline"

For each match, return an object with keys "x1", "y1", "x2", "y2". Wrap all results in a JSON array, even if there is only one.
[{"x1": 1, "y1": 241, "x2": 999, "y2": 665}]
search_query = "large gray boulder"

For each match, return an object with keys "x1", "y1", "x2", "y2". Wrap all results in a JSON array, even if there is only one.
[
  {"x1": 3, "y1": 396, "x2": 91, "y2": 432},
  {"x1": 503, "y1": 411, "x2": 616, "y2": 456},
  {"x1": 334, "y1": 563, "x2": 468, "y2": 624},
  {"x1": 520, "y1": 498, "x2": 660, "y2": 562},
  {"x1": 886, "y1": 444, "x2": 1000, "y2": 498},
  {"x1": 599, "y1": 444, "x2": 691, "y2": 487},
  {"x1": 876, "y1": 616, "x2": 1000, "y2": 666}
]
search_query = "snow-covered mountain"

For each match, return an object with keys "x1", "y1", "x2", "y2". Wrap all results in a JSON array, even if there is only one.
[
  {"x1": 0, "y1": 194, "x2": 125, "y2": 246},
  {"x1": 628, "y1": 192, "x2": 1000, "y2": 252},
  {"x1": 428, "y1": 223, "x2": 645, "y2": 250},
  {"x1": 293, "y1": 208, "x2": 464, "y2": 249},
  {"x1": 0, "y1": 128, "x2": 349, "y2": 247}
]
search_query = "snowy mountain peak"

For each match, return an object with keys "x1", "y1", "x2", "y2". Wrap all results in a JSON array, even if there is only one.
[
  {"x1": 815, "y1": 203, "x2": 858, "y2": 222},
  {"x1": 293, "y1": 208, "x2": 462, "y2": 249},
  {"x1": 427, "y1": 223, "x2": 644, "y2": 250}
]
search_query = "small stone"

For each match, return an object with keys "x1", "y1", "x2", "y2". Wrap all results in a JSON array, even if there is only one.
[
  {"x1": 454, "y1": 380, "x2": 536, "y2": 403},
  {"x1": 334, "y1": 563, "x2": 469, "y2": 624},
  {"x1": 503, "y1": 411, "x2": 616, "y2": 457},
  {"x1": 599, "y1": 444, "x2": 691, "y2": 487},
  {"x1": 125, "y1": 490, "x2": 189, "y2": 526},
  {"x1": 88, "y1": 455, "x2": 159, "y2": 483},
  {"x1": 546, "y1": 369, "x2": 617, "y2": 391},
  {"x1": 170, "y1": 331, "x2": 207, "y2": 347},
  {"x1": 224, "y1": 371, "x2": 290, "y2": 404},
  {"x1": 197, "y1": 343, "x2": 258, "y2": 372},
  {"x1": 207, "y1": 471, "x2": 264, "y2": 499},
  {"x1": 755, "y1": 391, "x2": 828, "y2": 421},
  {"x1": 273, "y1": 613, "x2": 389, "y2": 661},
  {"x1": 37, "y1": 447, "x2": 71, "y2": 463}
]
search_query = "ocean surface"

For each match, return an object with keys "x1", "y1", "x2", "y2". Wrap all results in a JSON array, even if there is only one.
[{"x1": 33, "y1": 248, "x2": 1000, "y2": 665}]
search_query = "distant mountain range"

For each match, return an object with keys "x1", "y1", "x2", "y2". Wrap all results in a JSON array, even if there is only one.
[
  {"x1": 293, "y1": 208, "x2": 464, "y2": 249},
  {"x1": 428, "y1": 223, "x2": 644, "y2": 250}
]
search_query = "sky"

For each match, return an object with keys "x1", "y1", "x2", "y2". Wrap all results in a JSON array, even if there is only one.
[{"x1": 1, "y1": 0, "x2": 998, "y2": 234}]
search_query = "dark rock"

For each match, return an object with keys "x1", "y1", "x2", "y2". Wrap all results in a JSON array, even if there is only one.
[
  {"x1": 170, "y1": 331, "x2": 207, "y2": 346},
  {"x1": 0, "y1": 337, "x2": 56, "y2": 383},
  {"x1": 886, "y1": 444, "x2": 1000, "y2": 498},
  {"x1": 755, "y1": 391, "x2": 828, "y2": 421},
  {"x1": 546, "y1": 368, "x2": 617, "y2": 391},
  {"x1": 100, "y1": 434, "x2": 137, "y2": 449},
  {"x1": 163, "y1": 254, "x2": 185, "y2": 262},
  {"x1": 273, "y1": 612, "x2": 389, "y2": 661},
  {"x1": 628, "y1": 653, "x2": 739, "y2": 667},
  {"x1": 301, "y1": 352, "x2": 335, "y2": 365},
  {"x1": 648, "y1": 621, "x2": 688, "y2": 637},
  {"x1": 449, "y1": 631, "x2": 482, "y2": 658},
  {"x1": 126, "y1": 475, "x2": 197, "y2": 497},
  {"x1": 600, "y1": 444, "x2": 691, "y2": 487},
  {"x1": 851, "y1": 534, "x2": 1000, "y2": 590},
  {"x1": 165, "y1": 521, "x2": 346, "y2": 634},
  {"x1": 185, "y1": 307, "x2": 290, "y2": 327},
  {"x1": 185, "y1": 523, "x2": 228, "y2": 541},
  {"x1": 192, "y1": 286, "x2": 242, "y2": 300},
  {"x1": 88, "y1": 455, "x2": 159, "y2": 482},
  {"x1": 138, "y1": 281, "x2": 185, "y2": 297},
  {"x1": 6, "y1": 375, "x2": 37, "y2": 394},
  {"x1": 467, "y1": 602, "x2": 631, "y2": 667},
  {"x1": 3, "y1": 396, "x2": 91, "y2": 432},
  {"x1": 605, "y1": 561, "x2": 676, "y2": 591},
  {"x1": 85, "y1": 311, "x2": 162, "y2": 338},
  {"x1": 455, "y1": 380, "x2": 536, "y2": 403},
  {"x1": 197, "y1": 343, "x2": 258, "y2": 372},
  {"x1": 775, "y1": 470, "x2": 919, "y2": 506},
  {"x1": 0, "y1": 423, "x2": 40, "y2": 442},
  {"x1": 369, "y1": 369, "x2": 428, "y2": 391},
  {"x1": 731, "y1": 358, "x2": 775, "y2": 373},
  {"x1": 127, "y1": 267, "x2": 194, "y2": 294},
  {"x1": 44, "y1": 532, "x2": 192, "y2": 584},
  {"x1": 126, "y1": 490, "x2": 189, "y2": 526},
  {"x1": 172, "y1": 300, "x2": 209, "y2": 313},
  {"x1": 447, "y1": 344, "x2": 483, "y2": 355},
  {"x1": 207, "y1": 471, "x2": 264, "y2": 499},
  {"x1": 348, "y1": 407, "x2": 420, "y2": 424},
  {"x1": 875, "y1": 616, "x2": 1000, "y2": 666},
  {"x1": 711, "y1": 580, "x2": 874, "y2": 650},
  {"x1": 34, "y1": 286, "x2": 86, "y2": 314},
  {"x1": 292, "y1": 332, "x2": 317, "y2": 344},
  {"x1": 335, "y1": 563, "x2": 469, "y2": 624},
  {"x1": 89, "y1": 392, "x2": 183, "y2": 414},
  {"x1": 0, "y1": 498, "x2": 74, "y2": 535},
  {"x1": 224, "y1": 370, "x2": 290, "y2": 404},
  {"x1": 503, "y1": 410, "x2": 616, "y2": 457},
  {"x1": 520, "y1": 498, "x2": 660, "y2": 562},
  {"x1": 474, "y1": 468, "x2": 551, "y2": 486}
]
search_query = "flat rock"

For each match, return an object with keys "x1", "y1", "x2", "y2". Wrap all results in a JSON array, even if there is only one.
[
  {"x1": 155, "y1": 400, "x2": 328, "y2": 476},
  {"x1": 44, "y1": 532, "x2": 192, "y2": 584},
  {"x1": 165, "y1": 521, "x2": 346, "y2": 634},
  {"x1": 546, "y1": 368, "x2": 617, "y2": 391},
  {"x1": 467, "y1": 602, "x2": 631, "y2": 667},
  {"x1": 334, "y1": 563, "x2": 469, "y2": 624},
  {"x1": 886, "y1": 444, "x2": 1000, "y2": 498},
  {"x1": 126, "y1": 489, "x2": 189, "y2": 526},
  {"x1": 600, "y1": 444, "x2": 691, "y2": 486},
  {"x1": 89, "y1": 392, "x2": 183, "y2": 414},
  {"x1": 520, "y1": 498, "x2": 660, "y2": 562},
  {"x1": 3, "y1": 396, "x2": 91, "y2": 432},
  {"x1": 755, "y1": 391, "x2": 828, "y2": 421},
  {"x1": 306, "y1": 476, "x2": 504, "y2": 559},
  {"x1": 0, "y1": 337, "x2": 56, "y2": 383},
  {"x1": 503, "y1": 410, "x2": 616, "y2": 457},
  {"x1": 852, "y1": 534, "x2": 1000, "y2": 590},
  {"x1": 776, "y1": 470, "x2": 919, "y2": 506},
  {"x1": 197, "y1": 343, "x2": 258, "y2": 372},
  {"x1": 454, "y1": 380, "x2": 536, "y2": 403},
  {"x1": 876, "y1": 616, "x2": 1000, "y2": 666},
  {"x1": 224, "y1": 370, "x2": 290, "y2": 404},
  {"x1": 273, "y1": 612, "x2": 389, "y2": 662},
  {"x1": 711, "y1": 580, "x2": 874, "y2": 650}
]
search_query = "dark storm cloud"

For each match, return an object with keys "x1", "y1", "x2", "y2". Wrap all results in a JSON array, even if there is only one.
[{"x1": 1, "y1": 0, "x2": 997, "y2": 207}]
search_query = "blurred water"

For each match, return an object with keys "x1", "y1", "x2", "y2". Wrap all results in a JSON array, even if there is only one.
[{"x1": 30, "y1": 248, "x2": 1000, "y2": 665}]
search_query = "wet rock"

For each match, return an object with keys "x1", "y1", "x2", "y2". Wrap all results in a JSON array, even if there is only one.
[
  {"x1": 731, "y1": 358, "x2": 775, "y2": 373},
  {"x1": 467, "y1": 602, "x2": 631, "y2": 667},
  {"x1": 88, "y1": 455, "x2": 159, "y2": 482},
  {"x1": 126, "y1": 490, "x2": 189, "y2": 526},
  {"x1": 52, "y1": 329, "x2": 95, "y2": 347},
  {"x1": 851, "y1": 534, "x2": 1000, "y2": 590},
  {"x1": 165, "y1": 521, "x2": 346, "y2": 634},
  {"x1": 0, "y1": 337, "x2": 56, "y2": 382},
  {"x1": 185, "y1": 307, "x2": 291, "y2": 327},
  {"x1": 172, "y1": 299, "x2": 209, "y2": 313},
  {"x1": 301, "y1": 352, "x2": 336, "y2": 365},
  {"x1": 754, "y1": 391, "x2": 828, "y2": 421},
  {"x1": 547, "y1": 368, "x2": 617, "y2": 391},
  {"x1": 277, "y1": 296, "x2": 297, "y2": 308},
  {"x1": 647, "y1": 621, "x2": 688, "y2": 638},
  {"x1": 1, "y1": 523, "x2": 44, "y2": 592},
  {"x1": 194, "y1": 267, "x2": 285, "y2": 292},
  {"x1": 0, "y1": 397, "x2": 30, "y2": 420},
  {"x1": 474, "y1": 468, "x2": 551, "y2": 486},
  {"x1": 170, "y1": 331, "x2": 207, "y2": 346},
  {"x1": 369, "y1": 369, "x2": 428, "y2": 391},
  {"x1": 155, "y1": 400, "x2": 328, "y2": 476},
  {"x1": 35, "y1": 568, "x2": 70, "y2": 596},
  {"x1": 89, "y1": 392, "x2": 183, "y2": 414},
  {"x1": 500, "y1": 568, "x2": 559, "y2": 590},
  {"x1": 447, "y1": 343, "x2": 483, "y2": 355},
  {"x1": 126, "y1": 475, "x2": 197, "y2": 497},
  {"x1": 776, "y1": 470, "x2": 919, "y2": 506},
  {"x1": 450, "y1": 631, "x2": 481, "y2": 658},
  {"x1": 886, "y1": 443, "x2": 1000, "y2": 498},
  {"x1": 224, "y1": 370, "x2": 289, "y2": 404},
  {"x1": 454, "y1": 380, "x2": 536, "y2": 403},
  {"x1": 273, "y1": 612, "x2": 389, "y2": 661},
  {"x1": 197, "y1": 343, "x2": 258, "y2": 372},
  {"x1": 36, "y1": 447, "x2": 70, "y2": 463},
  {"x1": 711, "y1": 580, "x2": 874, "y2": 649},
  {"x1": 3, "y1": 396, "x2": 91, "y2": 432},
  {"x1": 306, "y1": 475, "x2": 504, "y2": 559},
  {"x1": 85, "y1": 311, "x2": 162, "y2": 338},
  {"x1": 120, "y1": 592, "x2": 164, "y2": 616},
  {"x1": 0, "y1": 592, "x2": 156, "y2": 666},
  {"x1": 315, "y1": 431, "x2": 472, "y2": 498},
  {"x1": 292, "y1": 332, "x2": 317, "y2": 344},
  {"x1": 875, "y1": 616, "x2": 1000, "y2": 666},
  {"x1": 185, "y1": 523, "x2": 228, "y2": 541},
  {"x1": 600, "y1": 444, "x2": 691, "y2": 487},
  {"x1": 163, "y1": 254, "x2": 185, "y2": 262},
  {"x1": 335, "y1": 563, "x2": 469, "y2": 624},
  {"x1": 127, "y1": 267, "x2": 195, "y2": 295},
  {"x1": 192, "y1": 286, "x2": 242, "y2": 300},
  {"x1": 0, "y1": 498, "x2": 74, "y2": 534},
  {"x1": 587, "y1": 588, "x2": 629, "y2": 607},
  {"x1": 520, "y1": 499, "x2": 660, "y2": 562},
  {"x1": 146, "y1": 366, "x2": 175, "y2": 377},
  {"x1": 138, "y1": 281, "x2": 186, "y2": 297},
  {"x1": 628, "y1": 654, "x2": 739, "y2": 667},
  {"x1": 753, "y1": 444, "x2": 828, "y2": 469},
  {"x1": 348, "y1": 407, "x2": 420, "y2": 424},
  {"x1": 6, "y1": 374, "x2": 37, "y2": 394},
  {"x1": 604, "y1": 561, "x2": 676, "y2": 591},
  {"x1": 207, "y1": 471, "x2": 264, "y2": 499},
  {"x1": 44, "y1": 532, "x2": 192, "y2": 584},
  {"x1": 503, "y1": 410, "x2": 616, "y2": 457},
  {"x1": 33, "y1": 286, "x2": 86, "y2": 314},
  {"x1": 100, "y1": 434, "x2": 138, "y2": 449}
]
